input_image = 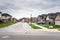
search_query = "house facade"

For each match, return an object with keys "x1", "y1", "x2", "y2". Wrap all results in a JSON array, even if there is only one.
[
  {"x1": 37, "y1": 15, "x2": 43, "y2": 24},
  {"x1": 0, "y1": 12, "x2": 2, "y2": 23},
  {"x1": 21, "y1": 18, "x2": 29, "y2": 22},
  {"x1": 46, "y1": 15, "x2": 53, "y2": 24},
  {"x1": 46, "y1": 13, "x2": 57, "y2": 25},
  {"x1": 2, "y1": 13, "x2": 12, "y2": 23},
  {"x1": 37, "y1": 14, "x2": 47, "y2": 24},
  {"x1": 55, "y1": 13, "x2": 60, "y2": 25},
  {"x1": 0, "y1": 12, "x2": 2, "y2": 20}
]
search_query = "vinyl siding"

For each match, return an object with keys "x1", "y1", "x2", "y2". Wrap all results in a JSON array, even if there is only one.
[{"x1": 55, "y1": 21, "x2": 60, "y2": 25}]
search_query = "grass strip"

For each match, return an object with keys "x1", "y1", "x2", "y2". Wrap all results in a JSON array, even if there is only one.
[
  {"x1": 0, "y1": 22, "x2": 16, "y2": 28},
  {"x1": 29, "y1": 24, "x2": 41, "y2": 29}
]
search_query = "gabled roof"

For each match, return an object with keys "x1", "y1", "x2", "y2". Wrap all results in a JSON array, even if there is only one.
[
  {"x1": 41, "y1": 14, "x2": 47, "y2": 18},
  {"x1": 55, "y1": 15, "x2": 60, "y2": 20},
  {"x1": 47, "y1": 13, "x2": 57, "y2": 19},
  {"x1": 38, "y1": 15, "x2": 43, "y2": 19},
  {"x1": 55, "y1": 12, "x2": 60, "y2": 20},
  {"x1": 56, "y1": 12, "x2": 60, "y2": 16},
  {"x1": 38, "y1": 14, "x2": 47, "y2": 19},
  {"x1": 2, "y1": 13, "x2": 11, "y2": 16}
]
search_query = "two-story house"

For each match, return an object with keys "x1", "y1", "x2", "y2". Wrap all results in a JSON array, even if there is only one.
[
  {"x1": 55, "y1": 12, "x2": 60, "y2": 25},
  {"x1": 2, "y1": 13, "x2": 12, "y2": 23},
  {"x1": 37, "y1": 14, "x2": 47, "y2": 24},
  {"x1": 46, "y1": 13, "x2": 57, "y2": 25}
]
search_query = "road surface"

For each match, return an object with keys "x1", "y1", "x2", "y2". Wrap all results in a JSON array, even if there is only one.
[{"x1": 0, "y1": 22, "x2": 60, "y2": 40}]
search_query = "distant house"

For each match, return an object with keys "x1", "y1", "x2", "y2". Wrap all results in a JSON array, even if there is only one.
[
  {"x1": 29, "y1": 17, "x2": 37, "y2": 23},
  {"x1": 46, "y1": 13, "x2": 57, "y2": 25},
  {"x1": 21, "y1": 18, "x2": 29, "y2": 22},
  {"x1": 2, "y1": 13, "x2": 12, "y2": 23},
  {"x1": 55, "y1": 12, "x2": 60, "y2": 25},
  {"x1": 36, "y1": 15, "x2": 43, "y2": 24},
  {"x1": 12, "y1": 18, "x2": 18, "y2": 22},
  {"x1": 37, "y1": 14, "x2": 47, "y2": 24},
  {"x1": 32, "y1": 17, "x2": 37, "y2": 23}
]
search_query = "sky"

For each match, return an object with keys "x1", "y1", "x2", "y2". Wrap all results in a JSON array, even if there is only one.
[{"x1": 0, "y1": 0, "x2": 60, "y2": 19}]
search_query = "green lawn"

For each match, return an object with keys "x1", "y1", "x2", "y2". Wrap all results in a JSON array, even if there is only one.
[
  {"x1": 39, "y1": 24, "x2": 60, "y2": 29},
  {"x1": 29, "y1": 24, "x2": 41, "y2": 29},
  {"x1": 53, "y1": 25, "x2": 60, "y2": 28},
  {"x1": 53, "y1": 25, "x2": 60, "y2": 31},
  {"x1": 39, "y1": 24, "x2": 50, "y2": 28},
  {"x1": 0, "y1": 22, "x2": 16, "y2": 28}
]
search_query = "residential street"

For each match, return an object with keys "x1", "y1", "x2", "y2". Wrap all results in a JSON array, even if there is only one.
[
  {"x1": 0, "y1": 22, "x2": 60, "y2": 40},
  {"x1": 0, "y1": 0, "x2": 60, "y2": 40},
  {"x1": 0, "y1": 22, "x2": 33, "y2": 32}
]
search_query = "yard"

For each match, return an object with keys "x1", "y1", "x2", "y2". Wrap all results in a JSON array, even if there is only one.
[
  {"x1": 29, "y1": 24, "x2": 42, "y2": 29},
  {"x1": 53, "y1": 25, "x2": 60, "y2": 31},
  {"x1": 39, "y1": 24, "x2": 50, "y2": 28},
  {"x1": 0, "y1": 22, "x2": 16, "y2": 28},
  {"x1": 38, "y1": 24, "x2": 60, "y2": 30}
]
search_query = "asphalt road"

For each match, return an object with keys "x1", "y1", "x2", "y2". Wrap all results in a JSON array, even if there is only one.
[{"x1": 0, "y1": 22, "x2": 60, "y2": 40}]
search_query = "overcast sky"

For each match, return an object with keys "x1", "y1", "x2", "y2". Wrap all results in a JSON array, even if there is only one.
[{"x1": 0, "y1": 0, "x2": 60, "y2": 19}]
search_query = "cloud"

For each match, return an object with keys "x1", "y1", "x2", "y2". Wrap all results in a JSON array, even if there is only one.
[
  {"x1": 0, "y1": 0, "x2": 60, "y2": 11},
  {"x1": 0, "y1": 0, "x2": 60, "y2": 19}
]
